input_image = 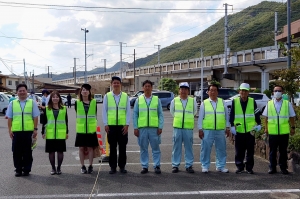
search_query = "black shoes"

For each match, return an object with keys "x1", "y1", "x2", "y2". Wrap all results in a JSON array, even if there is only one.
[
  {"x1": 22, "y1": 172, "x2": 30, "y2": 176},
  {"x1": 281, "y1": 169, "x2": 289, "y2": 175},
  {"x1": 155, "y1": 166, "x2": 161, "y2": 174},
  {"x1": 81, "y1": 165, "x2": 87, "y2": 174},
  {"x1": 235, "y1": 169, "x2": 244, "y2": 174},
  {"x1": 109, "y1": 168, "x2": 116, "y2": 174},
  {"x1": 88, "y1": 165, "x2": 93, "y2": 174},
  {"x1": 50, "y1": 169, "x2": 56, "y2": 175},
  {"x1": 247, "y1": 170, "x2": 254, "y2": 174},
  {"x1": 141, "y1": 168, "x2": 148, "y2": 174},
  {"x1": 15, "y1": 172, "x2": 22, "y2": 177},
  {"x1": 186, "y1": 166, "x2": 195, "y2": 173},
  {"x1": 120, "y1": 168, "x2": 127, "y2": 174},
  {"x1": 172, "y1": 167, "x2": 179, "y2": 173},
  {"x1": 268, "y1": 169, "x2": 277, "y2": 174}
]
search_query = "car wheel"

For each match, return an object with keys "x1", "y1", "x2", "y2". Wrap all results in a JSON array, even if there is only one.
[
  {"x1": 167, "y1": 103, "x2": 170, "y2": 110},
  {"x1": 3, "y1": 108, "x2": 7, "y2": 115}
]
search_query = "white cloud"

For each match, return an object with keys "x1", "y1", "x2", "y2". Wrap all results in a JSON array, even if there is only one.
[{"x1": 0, "y1": 0, "x2": 284, "y2": 76}]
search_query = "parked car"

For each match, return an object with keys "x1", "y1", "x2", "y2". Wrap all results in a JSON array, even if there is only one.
[
  {"x1": 224, "y1": 93, "x2": 270, "y2": 114},
  {"x1": 152, "y1": 91, "x2": 175, "y2": 110},
  {"x1": 194, "y1": 88, "x2": 238, "y2": 103},
  {"x1": 60, "y1": 96, "x2": 76, "y2": 106},
  {"x1": 0, "y1": 92, "x2": 10, "y2": 114},
  {"x1": 129, "y1": 89, "x2": 159, "y2": 107},
  {"x1": 94, "y1": 94, "x2": 103, "y2": 103}
]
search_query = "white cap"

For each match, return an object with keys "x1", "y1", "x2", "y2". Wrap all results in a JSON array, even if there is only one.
[
  {"x1": 179, "y1": 82, "x2": 189, "y2": 88},
  {"x1": 239, "y1": 83, "x2": 250, "y2": 91}
]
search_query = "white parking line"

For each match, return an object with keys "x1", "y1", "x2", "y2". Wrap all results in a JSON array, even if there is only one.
[{"x1": 1, "y1": 189, "x2": 299, "y2": 198}]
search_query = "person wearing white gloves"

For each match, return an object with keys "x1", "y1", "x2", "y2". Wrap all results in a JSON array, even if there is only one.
[
  {"x1": 262, "y1": 85, "x2": 296, "y2": 175},
  {"x1": 229, "y1": 83, "x2": 261, "y2": 174}
]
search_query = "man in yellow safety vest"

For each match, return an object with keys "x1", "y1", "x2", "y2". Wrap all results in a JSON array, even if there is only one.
[
  {"x1": 262, "y1": 85, "x2": 296, "y2": 175},
  {"x1": 133, "y1": 80, "x2": 164, "y2": 174},
  {"x1": 102, "y1": 76, "x2": 131, "y2": 174}
]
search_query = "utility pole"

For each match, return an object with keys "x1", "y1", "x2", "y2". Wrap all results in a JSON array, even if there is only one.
[
  {"x1": 155, "y1": 45, "x2": 162, "y2": 89},
  {"x1": 23, "y1": 59, "x2": 27, "y2": 85},
  {"x1": 274, "y1": 12, "x2": 278, "y2": 48},
  {"x1": 81, "y1": 28, "x2": 89, "y2": 83},
  {"x1": 101, "y1": 59, "x2": 106, "y2": 72},
  {"x1": 32, "y1": 71, "x2": 34, "y2": 93},
  {"x1": 200, "y1": 49, "x2": 204, "y2": 103},
  {"x1": 134, "y1": 49, "x2": 136, "y2": 92},
  {"x1": 47, "y1": 66, "x2": 50, "y2": 78},
  {"x1": 287, "y1": 0, "x2": 291, "y2": 69},
  {"x1": 223, "y1": 3, "x2": 232, "y2": 75},
  {"x1": 74, "y1": 58, "x2": 79, "y2": 85},
  {"x1": 120, "y1": 42, "x2": 122, "y2": 78}
]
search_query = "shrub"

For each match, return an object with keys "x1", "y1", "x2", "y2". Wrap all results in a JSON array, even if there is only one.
[{"x1": 263, "y1": 89, "x2": 272, "y2": 98}]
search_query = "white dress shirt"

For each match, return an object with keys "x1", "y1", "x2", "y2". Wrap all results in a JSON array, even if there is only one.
[{"x1": 262, "y1": 98, "x2": 296, "y2": 117}]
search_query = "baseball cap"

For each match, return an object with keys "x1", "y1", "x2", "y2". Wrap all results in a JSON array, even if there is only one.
[
  {"x1": 179, "y1": 82, "x2": 189, "y2": 88},
  {"x1": 239, "y1": 83, "x2": 250, "y2": 91},
  {"x1": 111, "y1": 76, "x2": 122, "y2": 83}
]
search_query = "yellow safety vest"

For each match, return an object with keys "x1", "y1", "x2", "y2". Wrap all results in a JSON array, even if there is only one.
[
  {"x1": 202, "y1": 98, "x2": 226, "y2": 130},
  {"x1": 46, "y1": 106, "x2": 67, "y2": 139},
  {"x1": 138, "y1": 95, "x2": 159, "y2": 128},
  {"x1": 12, "y1": 99, "x2": 34, "y2": 132},
  {"x1": 107, "y1": 92, "x2": 127, "y2": 125},
  {"x1": 233, "y1": 97, "x2": 256, "y2": 133},
  {"x1": 267, "y1": 100, "x2": 290, "y2": 135},
  {"x1": 76, "y1": 99, "x2": 97, "y2": 134},
  {"x1": 173, "y1": 97, "x2": 194, "y2": 129}
]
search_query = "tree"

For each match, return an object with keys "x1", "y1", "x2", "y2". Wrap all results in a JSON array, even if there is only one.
[
  {"x1": 158, "y1": 78, "x2": 179, "y2": 95},
  {"x1": 209, "y1": 79, "x2": 221, "y2": 87}
]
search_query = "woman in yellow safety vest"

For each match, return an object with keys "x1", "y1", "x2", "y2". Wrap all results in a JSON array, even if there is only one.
[
  {"x1": 41, "y1": 90, "x2": 68, "y2": 175},
  {"x1": 74, "y1": 84, "x2": 99, "y2": 174}
]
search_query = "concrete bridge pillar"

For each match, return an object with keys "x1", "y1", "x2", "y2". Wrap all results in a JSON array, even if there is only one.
[{"x1": 261, "y1": 70, "x2": 269, "y2": 92}]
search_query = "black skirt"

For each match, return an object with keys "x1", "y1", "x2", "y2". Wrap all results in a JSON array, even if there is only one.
[
  {"x1": 75, "y1": 132, "x2": 99, "y2": 147},
  {"x1": 45, "y1": 139, "x2": 66, "y2": 153}
]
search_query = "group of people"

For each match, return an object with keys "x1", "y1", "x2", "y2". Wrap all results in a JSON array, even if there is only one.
[{"x1": 6, "y1": 76, "x2": 296, "y2": 177}]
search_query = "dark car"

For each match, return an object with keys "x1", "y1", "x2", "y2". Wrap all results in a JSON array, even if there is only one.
[
  {"x1": 129, "y1": 90, "x2": 159, "y2": 106},
  {"x1": 195, "y1": 88, "x2": 238, "y2": 103}
]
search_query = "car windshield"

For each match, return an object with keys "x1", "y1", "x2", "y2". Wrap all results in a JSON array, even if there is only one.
[{"x1": 228, "y1": 94, "x2": 240, "y2": 100}]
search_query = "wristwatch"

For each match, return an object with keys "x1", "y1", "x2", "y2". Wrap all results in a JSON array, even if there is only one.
[
  {"x1": 291, "y1": 126, "x2": 296, "y2": 130},
  {"x1": 34, "y1": 128, "x2": 38, "y2": 130}
]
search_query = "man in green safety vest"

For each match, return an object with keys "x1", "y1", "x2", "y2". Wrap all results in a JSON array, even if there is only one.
[
  {"x1": 230, "y1": 83, "x2": 261, "y2": 174},
  {"x1": 262, "y1": 85, "x2": 296, "y2": 175},
  {"x1": 198, "y1": 84, "x2": 230, "y2": 173},
  {"x1": 133, "y1": 80, "x2": 164, "y2": 174},
  {"x1": 170, "y1": 82, "x2": 198, "y2": 173},
  {"x1": 6, "y1": 83, "x2": 40, "y2": 177},
  {"x1": 102, "y1": 76, "x2": 131, "y2": 174}
]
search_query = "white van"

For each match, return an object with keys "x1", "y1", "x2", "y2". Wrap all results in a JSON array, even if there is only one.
[
  {"x1": 94, "y1": 94, "x2": 103, "y2": 103},
  {"x1": 0, "y1": 92, "x2": 10, "y2": 114}
]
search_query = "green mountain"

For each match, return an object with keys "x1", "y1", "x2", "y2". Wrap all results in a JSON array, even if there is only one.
[{"x1": 46, "y1": 0, "x2": 300, "y2": 81}]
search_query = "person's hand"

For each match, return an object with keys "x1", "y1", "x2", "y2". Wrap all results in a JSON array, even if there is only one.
[
  {"x1": 290, "y1": 128, "x2": 295, "y2": 136},
  {"x1": 33, "y1": 130, "x2": 37, "y2": 138},
  {"x1": 66, "y1": 134, "x2": 69, "y2": 139},
  {"x1": 157, "y1": 129, "x2": 162, "y2": 135},
  {"x1": 122, "y1": 125, "x2": 129, "y2": 135},
  {"x1": 134, "y1": 129, "x2": 139, "y2": 137},
  {"x1": 42, "y1": 134, "x2": 45, "y2": 139},
  {"x1": 9, "y1": 131, "x2": 13, "y2": 139},
  {"x1": 231, "y1": 126, "x2": 236, "y2": 135},
  {"x1": 225, "y1": 128, "x2": 230, "y2": 137},
  {"x1": 199, "y1": 130, "x2": 204, "y2": 139},
  {"x1": 105, "y1": 125, "x2": 110, "y2": 134}
]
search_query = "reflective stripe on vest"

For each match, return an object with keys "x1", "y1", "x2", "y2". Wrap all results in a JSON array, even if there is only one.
[
  {"x1": 107, "y1": 92, "x2": 127, "y2": 125},
  {"x1": 46, "y1": 106, "x2": 67, "y2": 139},
  {"x1": 233, "y1": 97, "x2": 256, "y2": 133},
  {"x1": 267, "y1": 100, "x2": 289, "y2": 135},
  {"x1": 76, "y1": 99, "x2": 97, "y2": 134},
  {"x1": 138, "y1": 95, "x2": 159, "y2": 128},
  {"x1": 202, "y1": 98, "x2": 226, "y2": 130},
  {"x1": 173, "y1": 97, "x2": 194, "y2": 129},
  {"x1": 12, "y1": 99, "x2": 34, "y2": 132}
]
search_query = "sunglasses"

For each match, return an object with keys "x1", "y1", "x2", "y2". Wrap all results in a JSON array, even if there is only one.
[{"x1": 274, "y1": 90, "x2": 282, "y2": 92}]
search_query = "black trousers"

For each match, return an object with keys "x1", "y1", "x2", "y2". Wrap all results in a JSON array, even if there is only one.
[
  {"x1": 269, "y1": 134, "x2": 289, "y2": 170},
  {"x1": 12, "y1": 132, "x2": 33, "y2": 173},
  {"x1": 67, "y1": 101, "x2": 71, "y2": 108},
  {"x1": 107, "y1": 125, "x2": 128, "y2": 169},
  {"x1": 235, "y1": 132, "x2": 255, "y2": 171}
]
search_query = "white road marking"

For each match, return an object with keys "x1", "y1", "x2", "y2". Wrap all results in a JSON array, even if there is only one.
[
  {"x1": 37, "y1": 161, "x2": 236, "y2": 167},
  {"x1": 1, "y1": 189, "x2": 300, "y2": 198}
]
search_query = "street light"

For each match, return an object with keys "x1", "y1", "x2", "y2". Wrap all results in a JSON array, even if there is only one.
[{"x1": 81, "y1": 28, "x2": 89, "y2": 83}]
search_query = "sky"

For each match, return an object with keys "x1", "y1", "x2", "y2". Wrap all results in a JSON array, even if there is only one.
[{"x1": 0, "y1": 0, "x2": 285, "y2": 76}]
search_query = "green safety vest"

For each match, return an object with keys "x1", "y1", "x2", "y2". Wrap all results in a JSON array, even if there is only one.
[
  {"x1": 202, "y1": 98, "x2": 226, "y2": 130},
  {"x1": 138, "y1": 95, "x2": 159, "y2": 128},
  {"x1": 233, "y1": 97, "x2": 256, "y2": 133},
  {"x1": 267, "y1": 100, "x2": 290, "y2": 135},
  {"x1": 76, "y1": 99, "x2": 97, "y2": 134},
  {"x1": 12, "y1": 99, "x2": 34, "y2": 132},
  {"x1": 107, "y1": 92, "x2": 127, "y2": 125},
  {"x1": 173, "y1": 97, "x2": 194, "y2": 129},
  {"x1": 46, "y1": 106, "x2": 67, "y2": 139}
]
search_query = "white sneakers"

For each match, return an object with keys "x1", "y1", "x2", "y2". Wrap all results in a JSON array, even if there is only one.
[
  {"x1": 216, "y1": 168, "x2": 229, "y2": 173},
  {"x1": 202, "y1": 168, "x2": 209, "y2": 173}
]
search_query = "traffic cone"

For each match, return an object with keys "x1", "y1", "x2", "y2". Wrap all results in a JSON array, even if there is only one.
[{"x1": 96, "y1": 126, "x2": 106, "y2": 155}]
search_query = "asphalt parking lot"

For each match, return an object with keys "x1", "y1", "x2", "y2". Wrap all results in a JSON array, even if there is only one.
[{"x1": 0, "y1": 104, "x2": 299, "y2": 199}]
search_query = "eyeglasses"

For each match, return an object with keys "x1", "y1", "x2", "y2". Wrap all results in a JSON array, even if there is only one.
[{"x1": 274, "y1": 90, "x2": 282, "y2": 92}]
